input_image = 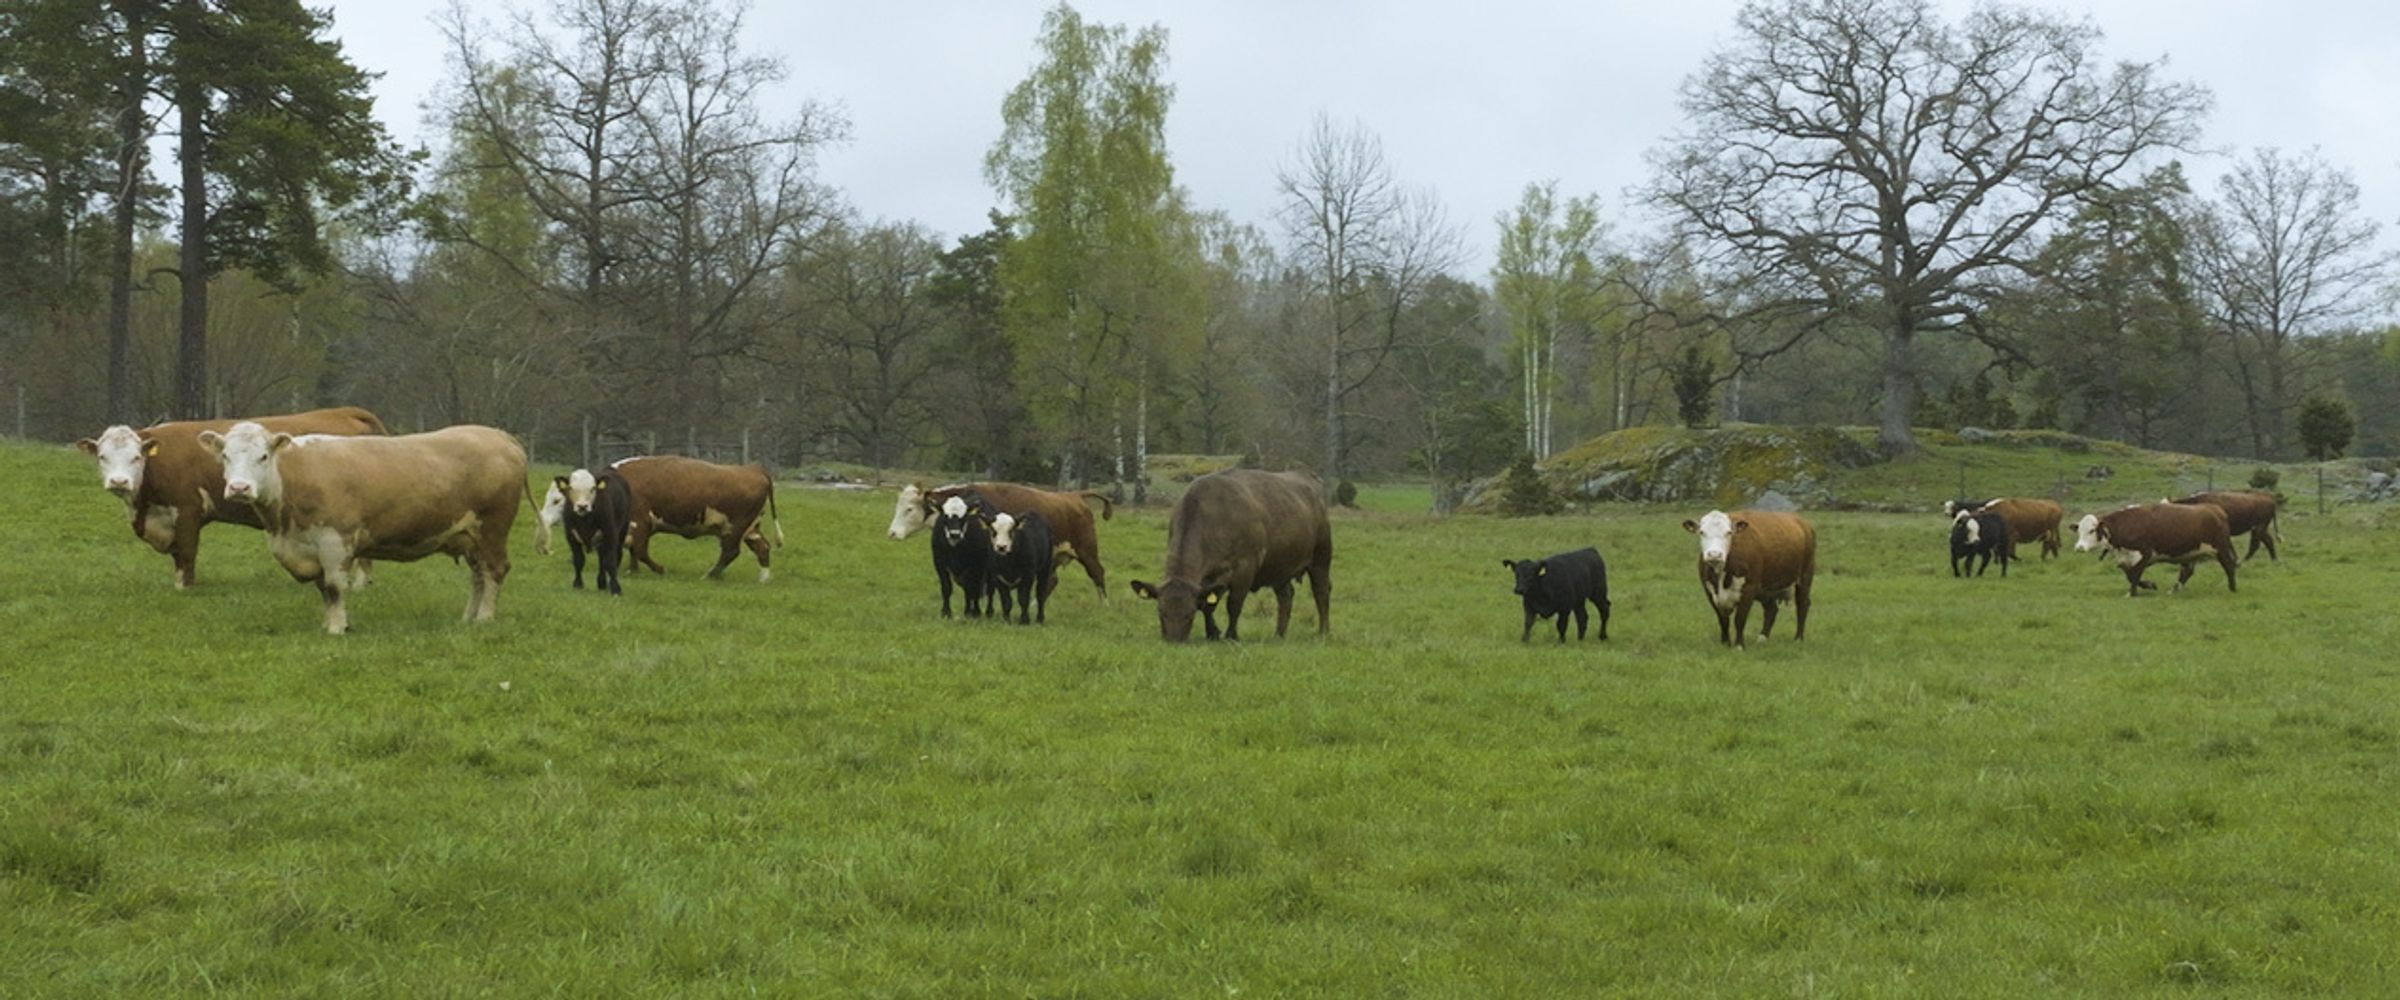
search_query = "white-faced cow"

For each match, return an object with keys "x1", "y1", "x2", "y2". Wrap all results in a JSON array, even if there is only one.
[
  {"x1": 889, "y1": 482, "x2": 1113, "y2": 599},
  {"x1": 988, "y1": 509, "x2": 1059, "y2": 625},
  {"x1": 1944, "y1": 496, "x2": 2063, "y2": 559},
  {"x1": 609, "y1": 456, "x2": 783, "y2": 582},
  {"x1": 1129, "y1": 469, "x2": 1332, "y2": 642},
  {"x1": 76, "y1": 407, "x2": 386, "y2": 588},
  {"x1": 1501, "y1": 548, "x2": 1611, "y2": 643},
  {"x1": 554, "y1": 468, "x2": 633, "y2": 595},
  {"x1": 2170, "y1": 490, "x2": 2281, "y2": 562},
  {"x1": 2074, "y1": 503, "x2": 2237, "y2": 597},
  {"x1": 930, "y1": 493, "x2": 997, "y2": 619},
  {"x1": 198, "y1": 422, "x2": 527, "y2": 634},
  {"x1": 534, "y1": 481, "x2": 566, "y2": 555},
  {"x1": 1682, "y1": 509, "x2": 1816, "y2": 648}
]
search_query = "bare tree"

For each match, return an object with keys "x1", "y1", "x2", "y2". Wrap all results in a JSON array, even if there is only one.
[
  {"x1": 789, "y1": 221, "x2": 949, "y2": 475},
  {"x1": 2193, "y1": 147, "x2": 2391, "y2": 458},
  {"x1": 1645, "y1": 0, "x2": 2209, "y2": 454}
]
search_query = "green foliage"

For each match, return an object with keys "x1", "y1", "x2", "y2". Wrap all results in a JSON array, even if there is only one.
[
  {"x1": 2296, "y1": 395, "x2": 2354, "y2": 461},
  {"x1": 2248, "y1": 467, "x2": 2280, "y2": 490},
  {"x1": 1671, "y1": 345, "x2": 1716, "y2": 428},
  {"x1": 1497, "y1": 452, "x2": 1563, "y2": 516},
  {"x1": 1333, "y1": 479, "x2": 1359, "y2": 508}
]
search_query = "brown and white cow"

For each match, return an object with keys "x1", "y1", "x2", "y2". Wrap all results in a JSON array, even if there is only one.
[
  {"x1": 610, "y1": 455, "x2": 784, "y2": 582},
  {"x1": 198, "y1": 422, "x2": 526, "y2": 634},
  {"x1": 2170, "y1": 490, "x2": 2280, "y2": 562},
  {"x1": 1944, "y1": 496, "x2": 2063, "y2": 559},
  {"x1": 888, "y1": 481, "x2": 1114, "y2": 599},
  {"x1": 76, "y1": 406, "x2": 386, "y2": 588},
  {"x1": 1128, "y1": 469, "x2": 1331, "y2": 642},
  {"x1": 2073, "y1": 502, "x2": 2237, "y2": 598},
  {"x1": 1682, "y1": 509, "x2": 1816, "y2": 648}
]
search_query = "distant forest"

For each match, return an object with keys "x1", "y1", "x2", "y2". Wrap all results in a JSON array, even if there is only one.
[{"x1": 5, "y1": 0, "x2": 2395, "y2": 504}]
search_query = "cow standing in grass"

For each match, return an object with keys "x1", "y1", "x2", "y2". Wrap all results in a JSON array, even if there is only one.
[
  {"x1": 889, "y1": 482, "x2": 1112, "y2": 599},
  {"x1": 554, "y1": 468, "x2": 632, "y2": 595},
  {"x1": 1945, "y1": 496, "x2": 2063, "y2": 559},
  {"x1": 1683, "y1": 509, "x2": 1816, "y2": 648},
  {"x1": 2171, "y1": 490, "x2": 2281, "y2": 562},
  {"x1": 1949, "y1": 509, "x2": 2014, "y2": 577},
  {"x1": 931, "y1": 494, "x2": 997, "y2": 619},
  {"x1": 987, "y1": 509, "x2": 1058, "y2": 624},
  {"x1": 2075, "y1": 503, "x2": 2238, "y2": 597},
  {"x1": 1129, "y1": 469, "x2": 1332, "y2": 642},
  {"x1": 610, "y1": 456, "x2": 783, "y2": 583},
  {"x1": 1501, "y1": 548, "x2": 1611, "y2": 643}
]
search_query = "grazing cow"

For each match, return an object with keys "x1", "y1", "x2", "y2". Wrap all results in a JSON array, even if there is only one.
[
  {"x1": 1682, "y1": 509, "x2": 1816, "y2": 648},
  {"x1": 76, "y1": 406, "x2": 386, "y2": 588},
  {"x1": 987, "y1": 509, "x2": 1059, "y2": 624},
  {"x1": 554, "y1": 468, "x2": 633, "y2": 595},
  {"x1": 930, "y1": 494, "x2": 996, "y2": 619},
  {"x1": 1500, "y1": 548, "x2": 1611, "y2": 643},
  {"x1": 534, "y1": 481, "x2": 566, "y2": 555},
  {"x1": 1944, "y1": 496, "x2": 2063, "y2": 559},
  {"x1": 198, "y1": 422, "x2": 526, "y2": 634},
  {"x1": 609, "y1": 456, "x2": 783, "y2": 582},
  {"x1": 1128, "y1": 469, "x2": 1332, "y2": 642},
  {"x1": 2170, "y1": 490, "x2": 2281, "y2": 562},
  {"x1": 2074, "y1": 503, "x2": 2237, "y2": 598},
  {"x1": 1949, "y1": 509, "x2": 2014, "y2": 577},
  {"x1": 889, "y1": 482, "x2": 1113, "y2": 599}
]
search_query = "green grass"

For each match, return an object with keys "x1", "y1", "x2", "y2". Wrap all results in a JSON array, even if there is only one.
[{"x1": 4, "y1": 439, "x2": 2398, "y2": 996}]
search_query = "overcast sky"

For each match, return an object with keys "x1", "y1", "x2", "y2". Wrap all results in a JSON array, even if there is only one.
[{"x1": 324, "y1": 0, "x2": 2400, "y2": 277}]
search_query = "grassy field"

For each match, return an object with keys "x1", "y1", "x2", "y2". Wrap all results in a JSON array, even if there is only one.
[{"x1": 4, "y1": 439, "x2": 2397, "y2": 997}]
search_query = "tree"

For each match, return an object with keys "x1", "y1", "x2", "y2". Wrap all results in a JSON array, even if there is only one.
[
  {"x1": 790, "y1": 221, "x2": 949, "y2": 474},
  {"x1": 1646, "y1": 0, "x2": 2209, "y2": 455},
  {"x1": 2295, "y1": 395, "x2": 2352, "y2": 461},
  {"x1": 1671, "y1": 344, "x2": 1716, "y2": 428},
  {"x1": 2193, "y1": 148, "x2": 2391, "y2": 458},
  {"x1": 927, "y1": 214, "x2": 1032, "y2": 479},
  {"x1": 1492, "y1": 182, "x2": 1603, "y2": 458}
]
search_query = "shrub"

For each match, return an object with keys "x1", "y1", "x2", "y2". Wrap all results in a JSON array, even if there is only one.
[
  {"x1": 2296, "y1": 395, "x2": 2354, "y2": 461},
  {"x1": 1333, "y1": 479, "x2": 1359, "y2": 508},
  {"x1": 1498, "y1": 453, "x2": 1563, "y2": 517},
  {"x1": 2248, "y1": 467, "x2": 2280, "y2": 490}
]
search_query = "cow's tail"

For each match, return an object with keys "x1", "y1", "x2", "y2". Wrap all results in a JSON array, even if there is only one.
[
  {"x1": 1080, "y1": 491, "x2": 1115, "y2": 520},
  {"x1": 521, "y1": 474, "x2": 551, "y2": 555},
  {"x1": 766, "y1": 479, "x2": 785, "y2": 548}
]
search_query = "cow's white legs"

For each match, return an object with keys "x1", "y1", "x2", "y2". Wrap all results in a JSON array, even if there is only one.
[{"x1": 318, "y1": 578, "x2": 349, "y2": 635}]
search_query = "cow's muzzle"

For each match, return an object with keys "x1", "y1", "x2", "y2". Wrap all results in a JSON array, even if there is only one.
[{"x1": 224, "y1": 481, "x2": 256, "y2": 500}]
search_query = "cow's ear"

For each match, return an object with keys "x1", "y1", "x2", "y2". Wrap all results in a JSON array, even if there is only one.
[
  {"x1": 269, "y1": 433, "x2": 295, "y2": 453},
  {"x1": 141, "y1": 438, "x2": 159, "y2": 458},
  {"x1": 1129, "y1": 580, "x2": 1158, "y2": 601},
  {"x1": 1501, "y1": 559, "x2": 1516, "y2": 570},
  {"x1": 1681, "y1": 519, "x2": 1700, "y2": 534},
  {"x1": 1536, "y1": 563, "x2": 1546, "y2": 577},
  {"x1": 595, "y1": 479, "x2": 606, "y2": 491},
  {"x1": 1733, "y1": 519, "x2": 1751, "y2": 533},
  {"x1": 197, "y1": 430, "x2": 225, "y2": 455},
  {"x1": 74, "y1": 438, "x2": 98, "y2": 456},
  {"x1": 553, "y1": 474, "x2": 571, "y2": 490}
]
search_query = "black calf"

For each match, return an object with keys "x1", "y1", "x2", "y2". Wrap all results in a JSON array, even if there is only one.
[
  {"x1": 1502, "y1": 547, "x2": 1612, "y2": 643},
  {"x1": 557, "y1": 468, "x2": 633, "y2": 595},
  {"x1": 987, "y1": 509, "x2": 1059, "y2": 624},
  {"x1": 1949, "y1": 509, "x2": 2014, "y2": 577},
  {"x1": 931, "y1": 493, "x2": 996, "y2": 618}
]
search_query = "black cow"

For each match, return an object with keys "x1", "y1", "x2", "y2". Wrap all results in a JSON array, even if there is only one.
[
  {"x1": 556, "y1": 467, "x2": 633, "y2": 595},
  {"x1": 986, "y1": 509, "x2": 1059, "y2": 624},
  {"x1": 1949, "y1": 509, "x2": 2013, "y2": 578},
  {"x1": 931, "y1": 492, "x2": 996, "y2": 618},
  {"x1": 1501, "y1": 547, "x2": 1612, "y2": 643}
]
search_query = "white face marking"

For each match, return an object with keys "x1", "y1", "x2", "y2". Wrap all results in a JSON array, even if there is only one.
[
  {"x1": 1693, "y1": 510, "x2": 1735, "y2": 566},
  {"x1": 1942, "y1": 500, "x2": 1960, "y2": 518},
  {"x1": 85, "y1": 425, "x2": 150, "y2": 499},
  {"x1": 938, "y1": 496, "x2": 974, "y2": 546},
  {"x1": 888, "y1": 484, "x2": 928, "y2": 540},
  {"x1": 204, "y1": 422, "x2": 287, "y2": 505},
  {"x1": 991, "y1": 513, "x2": 1018, "y2": 554},
  {"x1": 540, "y1": 484, "x2": 566, "y2": 527},
  {"x1": 2073, "y1": 514, "x2": 2103, "y2": 553},
  {"x1": 565, "y1": 469, "x2": 599, "y2": 514}
]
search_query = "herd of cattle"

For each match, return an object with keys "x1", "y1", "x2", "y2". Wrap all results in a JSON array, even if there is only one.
[{"x1": 68, "y1": 406, "x2": 2285, "y2": 642}]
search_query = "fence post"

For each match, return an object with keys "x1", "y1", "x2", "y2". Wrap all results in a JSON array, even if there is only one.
[
  {"x1": 581, "y1": 415, "x2": 592, "y2": 471},
  {"x1": 646, "y1": 430, "x2": 657, "y2": 456},
  {"x1": 2319, "y1": 467, "x2": 2327, "y2": 515},
  {"x1": 686, "y1": 426, "x2": 696, "y2": 456}
]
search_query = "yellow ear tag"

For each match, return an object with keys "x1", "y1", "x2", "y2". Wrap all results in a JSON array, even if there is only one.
[{"x1": 1203, "y1": 592, "x2": 1219, "y2": 607}]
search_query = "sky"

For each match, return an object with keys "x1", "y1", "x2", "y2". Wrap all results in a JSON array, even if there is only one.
[{"x1": 321, "y1": 0, "x2": 2400, "y2": 277}]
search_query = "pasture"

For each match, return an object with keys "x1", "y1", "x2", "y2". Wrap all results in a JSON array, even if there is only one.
[{"x1": 4, "y1": 440, "x2": 2397, "y2": 997}]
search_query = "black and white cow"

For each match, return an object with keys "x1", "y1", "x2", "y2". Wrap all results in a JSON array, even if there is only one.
[
  {"x1": 987, "y1": 509, "x2": 1059, "y2": 624},
  {"x1": 1949, "y1": 509, "x2": 2013, "y2": 577},
  {"x1": 554, "y1": 468, "x2": 633, "y2": 595},
  {"x1": 931, "y1": 493, "x2": 996, "y2": 619},
  {"x1": 1500, "y1": 547, "x2": 1612, "y2": 643}
]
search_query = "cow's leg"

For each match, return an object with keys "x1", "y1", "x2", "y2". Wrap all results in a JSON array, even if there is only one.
[
  {"x1": 631, "y1": 522, "x2": 666, "y2": 575},
  {"x1": 706, "y1": 532, "x2": 742, "y2": 580},
  {"x1": 1732, "y1": 598, "x2": 1754, "y2": 649},
  {"x1": 1201, "y1": 604, "x2": 1222, "y2": 640},
  {"x1": 1950, "y1": 553, "x2": 1962, "y2": 578},
  {"x1": 1015, "y1": 581, "x2": 1032, "y2": 624},
  {"x1": 2122, "y1": 560, "x2": 2149, "y2": 597},
  {"x1": 1075, "y1": 540, "x2": 1107, "y2": 601},
  {"x1": 1572, "y1": 603, "x2": 1588, "y2": 641},
  {"x1": 2247, "y1": 526, "x2": 2277, "y2": 562},
  {"x1": 482, "y1": 543, "x2": 510, "y2": 621},
  {"x1": 1036, "y1": 572, "x2": 1057, "y2": 623},
  {"x1": 1224, "y1": 591, "x2": 1248, "y2": 641},
  {"x1": 1760, "y1": 597, "x2": 1780, "y2": 638},
  {"x1": 1521, "y1": 607, "x2": 1536, "y2": 643},
  {"x1": 568, "y1": 531, "x2": 588, "y2": 589},
  {"x1": 1557, "y1": 608, "x2": 1573, "y2": 643},
  {"x1": 465, "y1": 560, "x2": 489, "y2": 621},
  {"x1": 599, "y1": 534, "x2": 623, "y2": 596},
  {"x1": 937, "y1": 567, "x2": 955, "y2": 619},
  {"x1": 169, "y1": 513, "x2": 203, "y2": 590},
  {"x1": 1793, "y1": 580, "x2": 1810, "y2": 641},
  {"x1": 744, "y1": 522, "x2": 773, "y2": 583},
  {"x1": 349, "y1": 558, "x2": 373, "y2": 590},
  {"x1": 2220, "y1": 547, "x2": 2239, "y2": 591},
  {"x1": 1593, "y1": 592, "x2": 1611, "y2": 640},
  {"x1": 317, "y1": 577, "x2": 349, "y2": 635},
  {"x1": 1714, "y1": 607, "x2": 1733, "y2": 646},
  {"x1": 1306, "y1": 561, "x2": 1332, "y2": 636},
  {"x1": 1271, "y1": 581, "x2": 1295, "y2": 637}
]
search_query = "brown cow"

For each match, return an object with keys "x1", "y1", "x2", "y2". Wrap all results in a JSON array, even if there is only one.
[
  {"x1": 610, "y1": 456, "x2": 784, "y2": 582},
  {"x1": 1682, "y1": 509, "x2": 1816, "y2": 648},
  {"x1": 2073, "y1": 503, "x2": 2237, "y2": 597},
  {"x1": 76, "y1": 406, "x2": 386, "y2": 588},
  {"x1": 1944, "y1": 496, "x2": 2063, "y2": 559},
  {"x1": 2170, "y1": 490, "x2": 2280, "y2": 562},
  {"x1": 1129, "y1": 469, "x2": 1332, "y2": 642},
  {"x1": 888, "y1": 481, "x2": 1114, "y2": 599},
  {"x1": 199, "y1": 422, "x2": 526, "y2": 634}
]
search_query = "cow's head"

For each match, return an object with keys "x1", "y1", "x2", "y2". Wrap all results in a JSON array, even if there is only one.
[
  {"x1": 991, "y1": 512, "x2": 1019, "y2": 555},
  {"x1": 1501, "y1": 558, "x2": 1547, "y2": 596},
  {"x1": 555, "y1": 469, "x2": 606, "y2": 516},
  {"x1": 934, "y1": 495, "x2": 993, "y2": 549},
  {"x1": 76, "y1": 425, "x2": 159, "y2": 500},
  {"x1": 1952, "y1": 510, "x2": 1982, "y2": 547},
  {"x1": 888, "y1": 483, "x2": 933, "y2": 540},
  {"x1": 1129, "y1": 578, "x2": 1223, "y2": 642},
  {"x1": 197, "y1": 422, "x2": 291, "y2": 505},
  {"x1": 2072, "y1": 513, "x2": 2107, "y2": 554},
  {"x1": 1682, "y1": 510, "x2": 1742, "y2": 568}
]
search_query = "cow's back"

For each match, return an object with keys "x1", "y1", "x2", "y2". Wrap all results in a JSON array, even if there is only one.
[
  {"x1": 615, "y1": 456, "x2": 771, "y2": 522},
  {"x1": 2106, "y1": 502, "x2": 2230, "y2": 553},
  {"x1": 1985, "y1": 497, "x2": 2061, "y2": 539},
  {"x1": 1729, "y1": 510, "x2": 1815, "y2": 591},
  {"x1": 137, "y1": 407, "x2": 388, "y2": 525},
  {"x1": 2177, "y1": 491, "x2": 2277, "y2": 533},
  {"x1": 275, "y1": 426, "x2": 526, "y2": 547}
]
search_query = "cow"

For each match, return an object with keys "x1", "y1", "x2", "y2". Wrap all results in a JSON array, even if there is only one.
[
  {"x1": 2170, "y1": 490, "x2": 2281, "y2": 562},
  {"x1": 197, "y1": 422, "x2": 526, "y2": 634},
  {"x1": 987, "y1": 509, "x2": 1059, "y2": 625},
  {"x1": 1945, "y1": 496, "x2": 2063, "y2": 559},
  {"x1": 2074, "y1": 503, "x2": 2237, "y2": 598},
  {"x1": 1682, "y1": 509, "x2": 1816, "y2": 649},
  {"x1": 1949, "y1": 509, "x2": 2014, "y2": 577},
  {"x1": 889, "y1": 482, "x2": 1113, "y2": 599},
  {"x1": 553, "y1": 468, "x2": 632, "y2": 595},
  {"x1": 930, "y1": 493, "x2": 996, "y2": 619},
  {"x1": 1500, "y1": 547, "x2": 1611, "y2": 643},
  {"x1": 75, "y1": 406, "x2": 386, "y2": 588},
  {"x1": 534, "y1": 481, "x2": 566, "y2": 555},
  {"x1": 1128, "y1": 469, "x2": 1332, "y2": 643},
  {"x1": 608, "y1": 455, "x2": 783, "y2": 583}
]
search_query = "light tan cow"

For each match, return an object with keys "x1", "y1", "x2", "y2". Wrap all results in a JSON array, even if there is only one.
[{"x1": 200, "y1": 422, "x2": 527, "y2": 634}]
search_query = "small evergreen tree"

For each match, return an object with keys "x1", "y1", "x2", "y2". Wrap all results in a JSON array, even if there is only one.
[
  {"x1": 2296, "y1": 395, "x2": 2354, "y2": 461},
  {"x1": 1499, "y1": 452, "x2": 1562, "y2": 517},
  {"x1": 1671, "y1": 345, "x2": 1716, "y2": 428}
]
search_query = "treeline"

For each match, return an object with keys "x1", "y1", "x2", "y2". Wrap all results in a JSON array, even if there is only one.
[{"x1": 3, "y1": 0, "x2": 2395, "y2": 506}]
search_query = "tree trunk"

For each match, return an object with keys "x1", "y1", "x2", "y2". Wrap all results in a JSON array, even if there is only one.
[
  {"x1": 1325, "y1": 312, "x2": 1341, "y2": 494},
  {"x1": 1133, "y1": 383, "x2": 1148, "y2": 506},
  {"x1": 106, "y1": 1, "x2": 147, "y2": 425},
  {"x1": 1877, "y1": 325, "x2": 1919, "y2": 456},
  {"x1": 173, "y1": 62, "x2": 208, "y2": 420}
]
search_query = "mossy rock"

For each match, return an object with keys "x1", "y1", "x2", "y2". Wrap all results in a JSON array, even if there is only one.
[{"x1": 1461, "y1": 424, "x2": 1881, "y2": 511}]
